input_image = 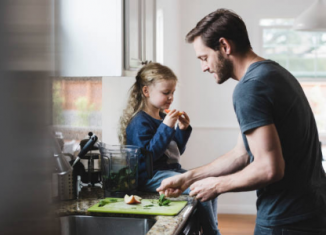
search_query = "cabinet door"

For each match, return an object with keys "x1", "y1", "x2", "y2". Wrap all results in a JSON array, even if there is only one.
[
  {"x1": 57, "y1": 0, "x2": 122, "y2": 76},
  {"x1": 124, "y1": 0, "x2": 156, "y2": 71}
]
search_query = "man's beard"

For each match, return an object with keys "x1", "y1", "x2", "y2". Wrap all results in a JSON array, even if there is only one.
[{"x1": 215, "y1": 52, "x2": 233, "y2": 84}]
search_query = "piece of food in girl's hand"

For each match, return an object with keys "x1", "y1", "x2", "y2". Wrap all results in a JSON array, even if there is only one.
[
  {"x1": 124, "y1": 194, "x2": 142, "y2": 204},
  {"x1": 164, "y1": 109, "x2": 183, "y2": 116}
]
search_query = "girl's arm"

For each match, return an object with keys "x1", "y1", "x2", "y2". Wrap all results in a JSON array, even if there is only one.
[
  {"x1": 174, "y1": 125, "x2": 192, "y2": 154},
  {"x1": 174, "y1": 112, "x2": 192, "y2": 154},
  {"x1": 127, "y1": 118, "x2": 175, "y2": 162}
]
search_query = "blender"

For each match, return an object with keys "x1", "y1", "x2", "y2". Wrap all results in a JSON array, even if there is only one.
[{"x1": 98, "y1": 143, "x2": 153, "y2": 197}]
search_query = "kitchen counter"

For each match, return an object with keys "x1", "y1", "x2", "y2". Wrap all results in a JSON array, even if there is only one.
[{"x1": 55, "y1": 187, "x2": 197, "y2": 235}]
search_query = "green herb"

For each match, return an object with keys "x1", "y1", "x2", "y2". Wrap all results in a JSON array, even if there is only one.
[
  {"x1": 159, "y1": 193, "x2": 165, "y2": 201},
  {"x1": 162, "y1": 199, "x2": 171, "y2": 206},
  {"x1": 98, "y1": 200, "x2": 106, "y2": 207},
  {"x1": 143, "y1": 205, "x2": 154, "y2": 208},
  {"x1": 103, "y1": 164, "x2": 138, "y2": 192},
  {"x1": 158, "y1": 194, "x2": 171, "y2": 206},
  {"x1": 98, "y1": 198, "x2": 118, "y2": 207}
]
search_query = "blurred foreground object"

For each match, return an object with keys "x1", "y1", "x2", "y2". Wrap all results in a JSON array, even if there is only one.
[{"x1": 0, "y1": 0, "x2": 60, "y2": 235}]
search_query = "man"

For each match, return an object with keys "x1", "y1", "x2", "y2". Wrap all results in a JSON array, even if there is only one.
[{"x1": 157, "y1": 8, "x2": 326, "y2": 234}]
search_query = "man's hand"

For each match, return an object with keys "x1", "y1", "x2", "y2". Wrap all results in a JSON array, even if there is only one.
[
  {"x1": 156, "y1": 173, "x2": 190, "y2": 197},
  {"x1": 189, "y1": 177, "x2": 221, "y2": 202}
]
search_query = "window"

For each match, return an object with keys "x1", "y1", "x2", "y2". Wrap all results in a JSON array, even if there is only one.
[
  {"x1": 301, "y1": 81, "x2": 326, "y2": 171},
  {"x1": 260, "y1": 19, "x2": 326, "y2": 169},
  {"x1": 52, "y1": 77, "x2": 102, "y2": 153},
  {"x1": 260, "y1": 19, "x2": 326, "y2": 78}
]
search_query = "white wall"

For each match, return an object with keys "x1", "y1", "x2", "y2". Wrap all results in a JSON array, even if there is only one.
[
  {"x1": 103, "y1": 0, "x2": 314, "y2": 215},
  {"x1": 102, "y1": 76, "x2": 135, "y2": 145}
]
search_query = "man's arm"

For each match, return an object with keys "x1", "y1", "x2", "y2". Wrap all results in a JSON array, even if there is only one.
[
  {"x1": 157, "y1": 132, "x2": 250, "y2": 196},
  {"x1": 189, "y1": 124, "x2": 285, "y2": 201}
]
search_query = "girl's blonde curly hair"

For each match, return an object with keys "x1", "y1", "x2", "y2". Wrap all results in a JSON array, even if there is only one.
[{"x1": 118, "y1": 62, "x2": 177, "y2": 144}]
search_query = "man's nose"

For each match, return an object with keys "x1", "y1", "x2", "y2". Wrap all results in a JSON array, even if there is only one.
[{"x1": 201, "y1": 62, "x2": 209, "y2": 72}]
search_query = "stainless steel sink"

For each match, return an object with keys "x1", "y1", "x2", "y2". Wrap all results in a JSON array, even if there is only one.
[{"x1": 60, "y1": 215, "x2": 156, "y2": 235}]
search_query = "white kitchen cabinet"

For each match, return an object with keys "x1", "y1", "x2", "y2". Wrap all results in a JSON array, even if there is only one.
[
  {"x1": 57, "y1": 0, "x2": 123, "y2": 77},
  {"x1": 124, "y1": 0, "x2": 156, "y2": 71}
]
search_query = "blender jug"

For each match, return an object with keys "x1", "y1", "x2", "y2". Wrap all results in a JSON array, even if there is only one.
[{"x1": 98, "y1": 143, "x2": 153, "y2": 197}]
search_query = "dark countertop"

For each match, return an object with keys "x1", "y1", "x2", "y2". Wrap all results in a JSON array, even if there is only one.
[{"x1": 55, "y1": 187, "x2": 197, "y2": 235}]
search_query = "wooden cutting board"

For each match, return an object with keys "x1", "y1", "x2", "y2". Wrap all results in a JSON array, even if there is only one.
[{"x1": 87, "y1": 197, "x2": 187, "y2": 216}]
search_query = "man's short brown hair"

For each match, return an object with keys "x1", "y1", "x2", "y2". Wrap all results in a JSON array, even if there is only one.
[{"x1": 186, "y1": 9, "x2": 252, "y2": 54}]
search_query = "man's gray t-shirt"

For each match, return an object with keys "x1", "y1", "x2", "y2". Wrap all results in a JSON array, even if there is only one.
[{"x1": 233, "y1": 60, "x2": 326, "y2": 226}]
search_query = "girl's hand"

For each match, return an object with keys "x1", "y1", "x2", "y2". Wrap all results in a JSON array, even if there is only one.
[
  {"x1": 163, "y1": 109, "x2": 180, "y2": 128},
  {"x1": 178, "y1": 112, "x2": 190, "y2": 130}
]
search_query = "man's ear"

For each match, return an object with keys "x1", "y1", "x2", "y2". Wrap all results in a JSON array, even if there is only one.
[
  {"x1": 142, "y1": 86, "x2": 150, "y2": 98},
  {"x1": 219, "y1": 37, "x2": 232, "y2": 55}
]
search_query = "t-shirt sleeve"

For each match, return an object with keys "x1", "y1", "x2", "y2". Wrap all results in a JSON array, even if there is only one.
[{"x1": 233, "y1": 80, "x2": 274, "y2": 134}]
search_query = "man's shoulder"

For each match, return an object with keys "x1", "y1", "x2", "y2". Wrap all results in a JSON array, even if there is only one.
[
  {"x1": 235, "y1": 60, "x2": 291, "y2": 94},
  {"x1": 234, "y1": 73, "x2": 269, "y2": 98},
  {"x1": 244, "y1": 60, "x2": 277, "y2": 81},
  {"x1": 233, "y1": 62, "x2": 278, "y2": 103},
  {"x1": 244, "y1": 60, "x2": 292, "y2": 83}
]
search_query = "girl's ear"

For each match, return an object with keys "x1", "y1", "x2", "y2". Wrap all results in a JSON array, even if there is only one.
[{"x1": 142, "y1": 86, "x2": 150, "y2": 98}]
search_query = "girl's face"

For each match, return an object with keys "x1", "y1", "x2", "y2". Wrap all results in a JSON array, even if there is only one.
[{"x1": 144, "y1": 79, "x2": 176, "y2": 110}]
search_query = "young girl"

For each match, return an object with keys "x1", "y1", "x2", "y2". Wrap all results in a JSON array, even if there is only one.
[{"x1": 119, "y1": 62, "x2": 221, "y2": 235}]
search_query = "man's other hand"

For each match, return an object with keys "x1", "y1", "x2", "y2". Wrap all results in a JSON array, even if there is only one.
[{"x1": 189, "y1": 177, "x2": 221, "y2": 202}]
